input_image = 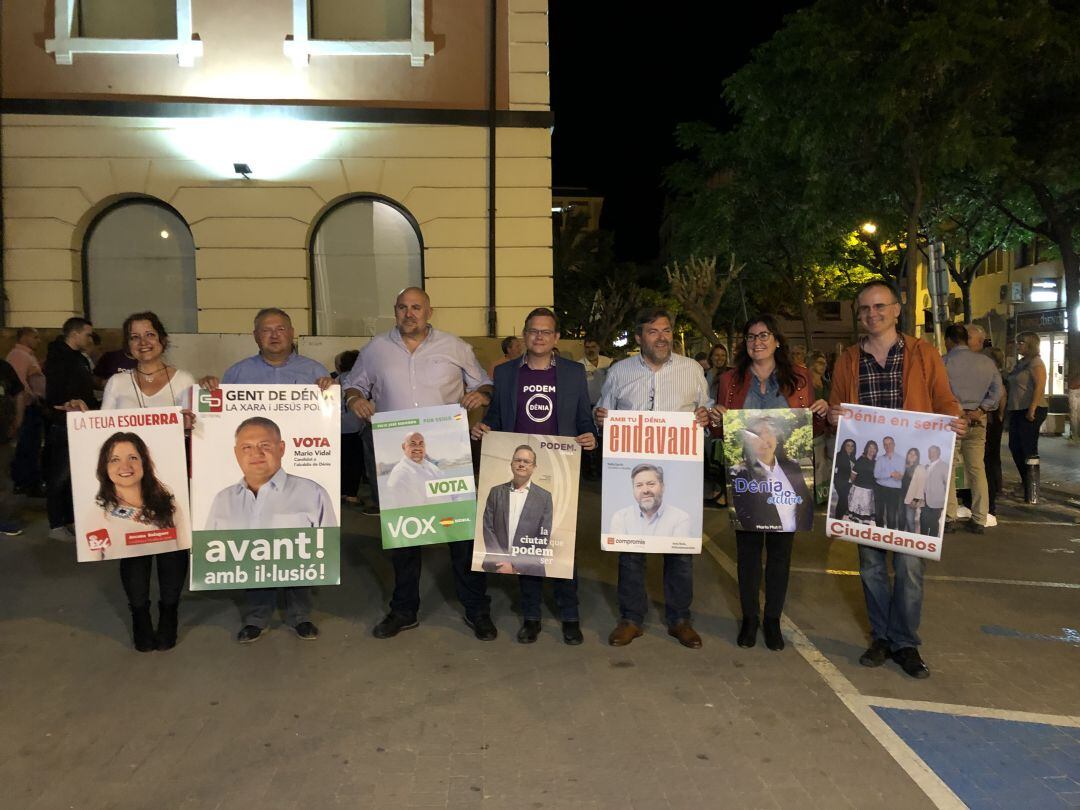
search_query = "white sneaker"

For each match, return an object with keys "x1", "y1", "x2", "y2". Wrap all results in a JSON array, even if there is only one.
[
  {"x1": 984, "y1": 514, "x2": 997, "y2": 527},
  {"x1": 956, "y1": 506, "x2": 972, "y2": 520},
  {"x1": 48, "y1": 525, "x2": 75, "y2": 542}
]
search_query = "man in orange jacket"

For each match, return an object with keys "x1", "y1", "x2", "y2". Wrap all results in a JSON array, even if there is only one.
[{"x1": 828, "y1": 280, "x2": 965, "y2": 680}]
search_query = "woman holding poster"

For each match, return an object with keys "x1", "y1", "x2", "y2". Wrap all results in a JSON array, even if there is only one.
[
  {"x1": 713, "y1": 315, "x2": 827, "y2": 651},
  {"x1": 95, "y1": 312, "x2": 194, "y2": 652}
]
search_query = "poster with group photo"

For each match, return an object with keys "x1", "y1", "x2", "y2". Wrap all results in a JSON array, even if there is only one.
[
  {"x1": 722, "y1": 408, "x2": 814, "y2": 533},
  {"x1": 471, "y1": 432, "x2": 580, "y2": 580},
  {"x1": 189, "y1": 385, "x2": 341, "y2": 590},
  {"x1": 68, "y1": 407, "x2": 191, "y2": 562},
  {"x1": 827, "y1": 403, "x2": 957, "y2": 561},
  {"x1": 601, "y1": 411, "x2": 704, "y2": 554},
  {"x1": 371, "y1": 405, "x2": 476, "y2": 549}
]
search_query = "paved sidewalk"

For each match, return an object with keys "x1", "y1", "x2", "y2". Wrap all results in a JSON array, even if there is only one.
[
  {"x1": 999, "y1": 433, "x2": 1080, "y2": 502},
  {"x1": 1, "y1": 482, "x2": 1077, "y2": 809}
]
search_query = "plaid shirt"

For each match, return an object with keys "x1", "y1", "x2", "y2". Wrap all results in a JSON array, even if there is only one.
[{"x1": 858, "y1": 336, "x2": 905, "y2": 410}]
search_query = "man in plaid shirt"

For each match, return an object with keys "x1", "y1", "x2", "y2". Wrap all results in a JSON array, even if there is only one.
[{"x1": 828, "y1": 280, "x2": 964, "y2": 680}]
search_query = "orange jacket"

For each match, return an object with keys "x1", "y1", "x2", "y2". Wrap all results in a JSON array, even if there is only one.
[{"x1": 828, "y1": 333, "x2": 961, "y2": 417}]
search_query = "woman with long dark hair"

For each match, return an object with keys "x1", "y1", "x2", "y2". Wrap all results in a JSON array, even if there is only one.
[
  {"x1": 833, "y1": 438, "x2": 857, "y2": 519},
  {"x1": 848, "y1": 441, "x2": 879, "y2": 524},
  {"x1": 712, "y1": 314, "x2": 827, "y2": 652}
]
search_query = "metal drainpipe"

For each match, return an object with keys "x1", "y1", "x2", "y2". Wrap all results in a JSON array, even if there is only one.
[
  {"x1": 0, "y1": 109, "x2": 6, "y2": 328},
  {"x1": 486, "y1": 0, "x2": 498, "y2": 337}
]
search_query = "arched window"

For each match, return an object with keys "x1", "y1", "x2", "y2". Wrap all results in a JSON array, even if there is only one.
[
  {"x1": 311, "y1": 195, "x2": 423, "y2": 336},
  {"x1": 83, "y1": 199, "x2": 197, "y2": 331}
]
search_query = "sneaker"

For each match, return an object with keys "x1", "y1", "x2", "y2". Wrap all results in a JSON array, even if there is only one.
[
  {"x1": 48, "y1": 525, "x2": 75, "y2": 542},
  {"x1": 373, "y1": 613, "x2": 418, "y2": 639},
  {"x1": 237, "y1": 625, "x2": 263, "y2": 644},
  {"x1": 984, "y1": 514, "x2": 998, "y2": 528},
  {"x1": 859, "y1": 639, "x2": 891, "y2": 667},
  {"x1": 0, "y1": 521, "x2": 24, "y2": 536},
  {"x1": 893, "y1": 646, "x2": 930, "y2": 679},
  {"x1": 956, "y1": 506, "x2": 972, "y2": 520},
  {"x1": 293, "y1": 621, "x2": 319, "y2": 640}
]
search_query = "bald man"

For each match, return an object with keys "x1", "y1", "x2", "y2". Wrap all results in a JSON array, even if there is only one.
[{"x1": 382, "y1": 431, "x2": 442, "y2": 510}]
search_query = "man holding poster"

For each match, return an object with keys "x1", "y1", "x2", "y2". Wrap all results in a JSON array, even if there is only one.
[
  {"x1": 199, "y1": 307, "x2": 333, "y2": 644},
  {"x1": 342, "y1": 287, "x2": 497, "y2": 642},
  {"x1": 829, "y1": 280, "x2": 964, "y2": 680},
  {"x1": 472, "y1": 307, "x2": 595, "y2": 645},
  {"x1": 596, "y1": 308, "x2": 711, "y2": 649}
]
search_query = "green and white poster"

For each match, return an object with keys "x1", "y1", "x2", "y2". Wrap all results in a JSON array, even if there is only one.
[
  {"x1": 371, "y1": 405, "x2": 476, "y2": 549},
  {"x1": 189, "y1": 384, "x2": 341, "y2": 590}
]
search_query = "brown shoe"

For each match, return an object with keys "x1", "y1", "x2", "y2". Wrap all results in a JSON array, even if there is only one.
[
  {"x1": 608, "y1": 620, "x2": 643, "y2": 647},
  {"x1": 668, "y1": 620, "x2": 702, "y2": 649}
]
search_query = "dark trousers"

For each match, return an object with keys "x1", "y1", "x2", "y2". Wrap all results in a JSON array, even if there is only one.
[
  {"x1": 119, "y1": 550, "x2": 188, "y2": 608},
  {"x1": 735, "y1": 530, "x2": 795, "y2": 620},
  {"x1": 361, "y1": 427, "x2": 379, "y2": 507},
  {"x1": 45, "y1": 424, "x2": 73, "y2": 529},
  {"x1": 11, "y1": 403, "x2": 43, "y2": 489},
  {"x1": 1008, "y1": 408, "x2": 1048, "y2": 486},
  {"x1": 834, "y1": 482, "x2": 851, "y2": 519},
  {"x1": 920, "y1": 506, "x2": 943, "y2": 536},
  {"x1": 519, "y1": 569, "x2": 579, "y2": 621},
  {"x1": 341, "y1": 431, "x2": 363, "y2": 499},
  {"x1": 243, "y1": 587, "x2": 314, "y2": 629},
  {"x1": 875, "y1": 485, "x2": 902, "y2": 529},
  {"x1": 984, "y1": 411, "x2": 1004, "y2": 514},
  {"x1": 617, "y1": 552, "x2": 693, "y2": 626},
  {"x1": 389, "y1": 540, "x2": 490, "y2": 621}
]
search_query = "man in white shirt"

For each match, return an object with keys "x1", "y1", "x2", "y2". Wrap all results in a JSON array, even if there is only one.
[
  {"x1": 609, "y1": 464, "x2": 691, "y2": 537},
  {"x1": 920, "y1": 444, "x2": 949, "y2": 536},
  {"x1": 382, "y1": 432, "x2": 442, "y2": 509}
]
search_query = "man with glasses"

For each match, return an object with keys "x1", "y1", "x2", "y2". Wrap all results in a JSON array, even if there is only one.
[
  {"x1": 472, "y1": 307, "x2": 596, "y2": 644},
  {"x1": 342, "y1": 287, "x2": 497, "y2": 641},
  {"x1": 828, "y1": 280, "x2": 964, "y2": 679},
  {"x1": 595, "y1": 307, "x2": 712, "y2": 649},
  {"x1": 201, "y1": 307, "x2": 333, "y2": 643}
]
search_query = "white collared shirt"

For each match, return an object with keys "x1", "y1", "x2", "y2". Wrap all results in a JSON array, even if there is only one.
[
  {"x1": 756, "y1": 458, "x2": 797, "y2": 532},
  {"x1": 507, "y1": 481, "x2": 531, "y2": 543},
  {"x1": 384, "y1": 454, "x2": 442, "y2": 509}
]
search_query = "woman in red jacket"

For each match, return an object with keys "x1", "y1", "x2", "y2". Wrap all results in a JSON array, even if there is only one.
[{"x1": 712, "y1": 315, "x2": 828, "y2": 651}]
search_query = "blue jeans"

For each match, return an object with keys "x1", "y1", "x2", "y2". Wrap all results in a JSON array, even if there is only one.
[
  {"x1": 519, "y1": 570, "x2": 579, "y2": 621},
  {"x1": 858, "y1": 545, "x2": 925, "y2": 650},
  {"x1": 617, "y1": 552, "x2": 693, "y2": 626}
]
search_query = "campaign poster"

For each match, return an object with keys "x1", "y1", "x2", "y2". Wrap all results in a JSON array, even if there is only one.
[
  {"x1": 189, "y1": 385, "x2": 340, "y2": 590},
  {"x1": 601, "y1": 410, "x2": 704, "y2": 554},
  {"x1": 68, "y1": 407, "x2": 191, "y2": 562},
  {"x1": 827, "y1": 403, "x2": 958, "y2": 561},
  {"x1": 370, "y1": 405, "x2": 475, "y2": 549},
  {"x1": 722, "y1": 408, "x2": 814, "y2": 533},
  {"x1": 471, "y1": 432, "x2": 580, "y2": 579}
]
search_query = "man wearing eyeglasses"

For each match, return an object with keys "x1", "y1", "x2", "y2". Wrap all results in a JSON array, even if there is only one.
[
  {"x1": 200, "y1": 307, "x2": 334, "y2": 644},
  {"x1": 341, "y1": 287, "x2": 497, "y2": 642},
  {"x1": 828, "y1": 280, "x2": 964, "y2": 680},
  {"x1": 472, "y1": 307, "x2": 596, "y2": 645},
  {"x1": 595, "y1": 307, "x2": 712, "y2": 649}
]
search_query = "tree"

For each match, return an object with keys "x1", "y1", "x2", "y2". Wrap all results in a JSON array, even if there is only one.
[{"x1": 664, "y1": 255, "x2": 745, "y2": 345}]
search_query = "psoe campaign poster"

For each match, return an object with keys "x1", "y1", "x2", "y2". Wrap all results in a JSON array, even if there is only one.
[
  {"x1": 601, "y1": 410, "x2": 703, "y2": 554},
  {"x1": 371, "y1": 405, "x2": 476, "y2": 549},
  {"x1": 722, "y1": 408, "x2": 814, "y2": 533},
  {"x1": 471, "y1": 432, "x2": 581, "y2": 580},
  {"x1": 189, "y1": 385, "x2": 340, "y2": 590},
  {"x1": 68, "y1": 407, "x2": 191, "y2": 562},
  {"x1": 827, "y1": 403, "x2": 957, "y2": 561}
]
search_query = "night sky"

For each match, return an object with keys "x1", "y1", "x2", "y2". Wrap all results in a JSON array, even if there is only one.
[{"x1": 548, "y1": 2, "x2": 810, "y2": 263}]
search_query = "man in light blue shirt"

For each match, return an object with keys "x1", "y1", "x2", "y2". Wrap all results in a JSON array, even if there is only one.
[
  {"x1": 608, "y1": 464, "x2": 692, "y2": 537},
  {"x1": 873, "y1": 436, "x2": 905, "y2": 530},
  {"x1": 202, "y1": 308, "x2": 332, "y2": 644},
  {"x1": 596, "y1": 307, "x2": 712, "y2": 650},
  {"x1": 341, "y1": 287, "x2": 497, "y2": 642}
]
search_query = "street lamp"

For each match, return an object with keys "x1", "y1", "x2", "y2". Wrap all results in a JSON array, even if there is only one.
[{"x1": 861, "y1": 222, "x2": 878, "y2": 235}]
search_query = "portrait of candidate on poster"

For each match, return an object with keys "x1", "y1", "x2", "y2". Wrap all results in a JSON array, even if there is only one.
[
  {"x1": 189, "y1": 385, "x2": 341, "y2": 590},
  {"x1": 827, "y1": 403, "x2": 957, "y2": 561},
  {"x1": 68, "y1": 407, "x2": 191, "y2": 562},
  {"x1": 601, "y1": 410, "x2": 704, "y2": 554},
  {"x1": 471, "y1": 431, "x2": 580, "y2": 580},
  {"x1": 722, "y1": 408, "x2": 814, "y2": 533},
  {"x1": 371, "y1": 404, "x2": 476, "y2": 549}
]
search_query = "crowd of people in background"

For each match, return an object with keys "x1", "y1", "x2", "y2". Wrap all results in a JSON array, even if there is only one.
[{"x1": 0, "y1": 282, "x2": 1054, "y2": 682}]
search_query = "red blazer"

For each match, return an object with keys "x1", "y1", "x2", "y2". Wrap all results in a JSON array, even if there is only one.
[{"x1": 712, "y1": 365, "x2": 824, "y2": 436}]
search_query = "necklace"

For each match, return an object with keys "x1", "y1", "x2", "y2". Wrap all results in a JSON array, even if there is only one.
[{"x1": 138, "y1": 365, "x2": 167, "y2": 382}]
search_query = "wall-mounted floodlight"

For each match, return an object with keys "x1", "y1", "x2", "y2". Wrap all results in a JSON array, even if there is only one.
[{"x1": 233, "y1": 162, "x2": 252, "y2": 179}]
